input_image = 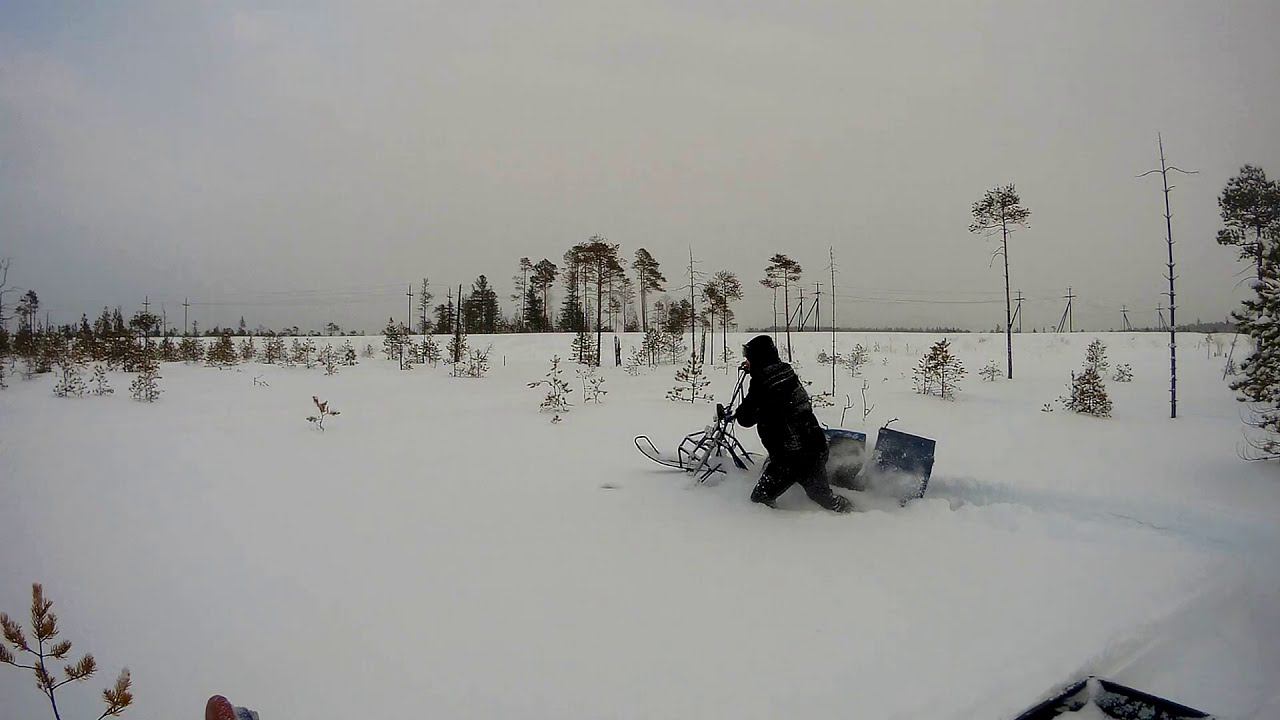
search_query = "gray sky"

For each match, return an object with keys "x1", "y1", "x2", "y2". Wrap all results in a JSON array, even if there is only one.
[{"x1": 2, "y1": 1, "x2": 1278, "y2": 332}]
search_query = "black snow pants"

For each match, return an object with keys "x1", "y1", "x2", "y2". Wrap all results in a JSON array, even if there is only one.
[{"x1": 751, "y1": 447, "x2": 844, "y2": 510}]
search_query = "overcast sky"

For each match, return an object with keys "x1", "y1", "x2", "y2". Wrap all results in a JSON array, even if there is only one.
[{"x1": 2, "y1": 1, "x2": 1278, "y2": 332}]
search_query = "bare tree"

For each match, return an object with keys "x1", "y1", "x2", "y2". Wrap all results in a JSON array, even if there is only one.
[
  {"x1": 1139, "y1": 134, "x2": 1196, "y2": 419},
  {"x1": 969, "y1": 184, "x2": 1031, "y2": 379}
]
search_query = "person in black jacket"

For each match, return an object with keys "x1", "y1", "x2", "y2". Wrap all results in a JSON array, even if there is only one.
[{"x1": 735, "y1": 334, "x2": 853, "y2": 513}]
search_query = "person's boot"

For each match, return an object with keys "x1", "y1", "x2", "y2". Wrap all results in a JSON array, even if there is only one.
[{"x1": 828, "y1": 495, "x2": 854, "y2": 514}]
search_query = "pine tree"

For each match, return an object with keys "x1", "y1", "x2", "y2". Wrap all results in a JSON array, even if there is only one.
[
  {"x1": 527, "y1": 353, "x2": 573, "y2": 420},
  {"x1": 528, "y1": 356, "x2": 573, "y2": 422},
  {"x1": 980, "y1": 360, "x2": 1001, "y2": 381},
  {"x1": 179, "y1": 337, "x2": 204, "y2": 363},
  {"x1": 576, "y1": 366, "x2": 607, "y2": 403},
  {"x1": 129, "y1": 353, "x2": 162, "y2": 402},
  {"x1": 417, "y1": 277, "x2": 434, "y2": 335},
  {"x1": 913, "y1": 339, "x2": 966, "y2": 399},
  {"x1": 624, "y1": 345, "x2": 647, "y2": 376},
  {"x1": 382, "y1": 317, "x2": 404, "y2": 361},
  {"x1": 667, "y1": 353, "x2": 713, "y2": 403},
  {"x1": 1063, "y1": 367, "x2": 1112, "y2": 416},
  {"x1": 91, "y1": 364, "x2": 113, "y2": 396},
  {"x1": 0, "y1": 583, "x2": 135, "y2": 720},
  {"x1": 571, "y1": 330, "x2": 597, "y2": 365},
  {"x1": 159, "y1": 336, "x2": 180, "y2": 362},
  {"x1": 447, "y1": 328, "x2": 468, "y2": 367},
  {"x1": 341, "y1": 340, "x2": 358, "y2": 366},
  {"x1": 421, "y1": 335, "x2": 441, "y2": 366},
  {"x1": 1230, "y1": 235, "x2": 1280, "y2": 456},
  {"x1": 318, "y1": 343, "x2": 340, "y2": 375},
  {"x1": 239, "y1": 336, "x2": 257, "y2": 362},
  {"x1": 207, "y1": 333, "x2": 238, "y2": 367},
  {"x1": 1084, "y1": 339, "x2": 1109, "y2": 376},
  {"x1": 969, "y1": 184, "x2": 1031, "y2": 379},
  {"x1": 262, "y1": 336, "x2": 285, "y2": 364},
  {"x1": 52, "y1": 356, "x2": 87, "y2": 398}
]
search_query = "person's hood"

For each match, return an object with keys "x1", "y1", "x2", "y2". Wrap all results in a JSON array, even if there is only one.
[{"x1": 743, "y1": 334, "x2": 781, "y2": 371}]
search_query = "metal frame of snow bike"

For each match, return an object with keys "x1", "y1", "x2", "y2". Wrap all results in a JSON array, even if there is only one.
[{"x1": 634, "y1": 366, "x2": 759, "y2": 482}]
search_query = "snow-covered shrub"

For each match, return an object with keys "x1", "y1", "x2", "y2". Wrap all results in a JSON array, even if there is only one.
[
  {"x1": 812, "y1": 390, "x2": 835, "y2": 408},
  {"x1": 306, "y1": 395, "x2": 340, "y2": 431},
  {"x1": 129, "y1": 355, "x2": 162, "y2": 403},
  {"x1": 91, "y1": 364, "x2": 113, "y2": 396},
  {"x1": 456, "y1": 346, "x2": 491, "y2": 378},
  {"x1": 239, "y1": 337, "x2": 257, "y2": 362},
  {"x1": 913, "y1": 339, "x2": 966, "y2": 399},
  {"x1": 362, "y1": 343, "x2": 376, "y2": 359},
  {"x1": 0, "y1": 583, "x2": 135, "y2": 720},
  {"x1": 667, "y1": 353, "x2": 713, "y2": 404},
  {"x1": 1112, "y1": 364, "x2": 1133, "y2": 382},
  {"x1": 341, "y1": 340, "x2": 358, "y2": 366},
  {"x1": 529, "y1": 356, "x2": 573, "y2": 422},
  {"x1": 577, "y1": 366, "x2": 607, "y2": 403},
  {"x1": 1040, "y1": 402, "x2": 1054, "y2": 413},
  {"x1": 979, "y1": 360, "x2": 1001, "y2": 382},
  {"x1": 1062, "y1": 367, "x2": 1111, "y2": 417}
]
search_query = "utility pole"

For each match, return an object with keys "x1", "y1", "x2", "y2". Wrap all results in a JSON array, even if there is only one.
[
  {"x1": 797, "y1": 286, "x2": 805, "y2": 332},
  {"x1": 1121, "y1": 306, "x2": 1132, "y2": 331},
  {"x1": 1157, "y1": 303, "x2": 1168, "y2": 331},
  {"x1": 183, "y1": 298, "x2": 190, "y2": 337},
  {"x1": 406, "y1": 284, "x2": 414, "y2": 337},
  {"x1": 829, "y1": 248, "x2": 837, "y2": 397},
  {"x1": 814, "y1": 282, "x2": 822, "y2": 334},
  {"x1": 1011, "y1": 290, "x2": 1024, "y2": 333},
  {"x1": 1055, "y1": 287, "x2": 1076, "y2": 333},
  {"x1": 1139, "y1": 133, "x2": 1196, "y2": 419}
]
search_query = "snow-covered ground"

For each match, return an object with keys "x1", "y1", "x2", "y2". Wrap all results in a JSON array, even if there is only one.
[{"x1": 2, "y1": 332, "x2": 1277, "y2": 719}]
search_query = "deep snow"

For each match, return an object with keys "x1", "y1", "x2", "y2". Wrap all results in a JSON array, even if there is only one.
[{"x1": 1, "y1": 332, "x2": 1277, "y2": 719}]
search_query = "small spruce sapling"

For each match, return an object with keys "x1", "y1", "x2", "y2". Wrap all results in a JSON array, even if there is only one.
[
  {"x1": 461, "y1": 346, "x2": 492, "y2": 378},
  {"x1": 844, "y1": 344, "x2": 869, "y2": 377},
  {"x1": 0, "y1": 583, "x2": 134, "y2": 720},
  {"x1": 362, "y1": 343, "x2": 376, "y2": 359},
  {"x1": 666, "y1": 353, "x2": 713, "y2": 403},
  {"x1": 529, "y1": 356, "x2": 573, "y2": 422},
  {"x1": 1113, "y1": 364, "x2": 1133, "y2": 382},
  {"x1": 207, "y1": 334, "x2": 238, "y2": 368},
  {"x1": 341, "y1": 340, "x2": 358, "y2": 366},
  {"x1": 239, "y1": 337, "x2": 257, "y2": 362},
  {"x1": 306, "y1": 395, "x2": 340, "y2": 430}
]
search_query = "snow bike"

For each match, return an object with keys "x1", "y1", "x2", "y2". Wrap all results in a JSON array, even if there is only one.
[
  {"x1": 636, "y1": 367, "x2": 938, "y2": 503},
  {"x1": 634, "y1": 367, "x2": 760, "y2": 482}
]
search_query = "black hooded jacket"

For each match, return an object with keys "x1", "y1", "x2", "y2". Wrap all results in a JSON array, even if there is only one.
[{"x1": 735, "y1": 335, "x2": 827, "y2": 458}]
